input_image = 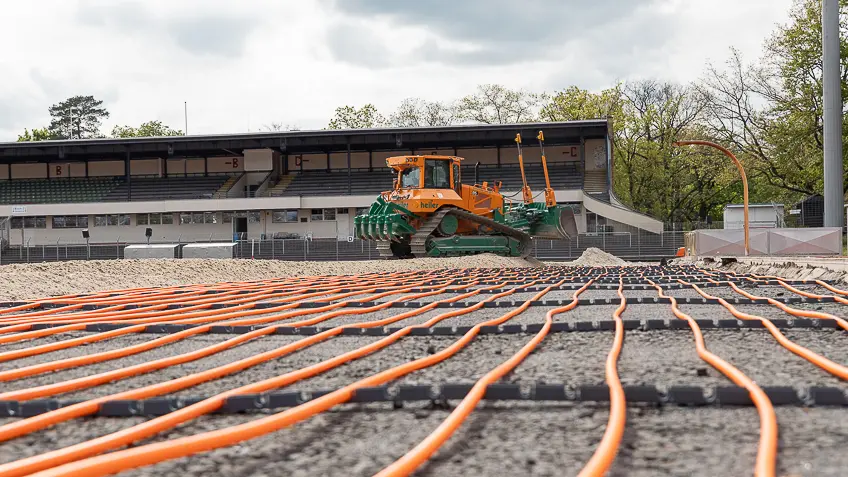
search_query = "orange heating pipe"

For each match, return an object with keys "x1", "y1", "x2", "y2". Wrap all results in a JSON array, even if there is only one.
[
  {"x1": 680, "y1": 280, "x2": 848, "y2": 380},
  {"x1": 701, "y1": 276, "x2": 848, "y2": 332},
  {"x1": 0, "y1": 278, "x2": 434, "y2": 343},
  {"x1": 0, "y1": 283, "x2": 528, "y2": 475},
  {"x1": 647, "y1": 280, "x2": 777, "y2": 477},
  {"x1": 0, "y1": 279, "x2": 469, "y2": 363},
  {"x1": 741, "y1": 277, "x2": 848, "y2": 332},
  {"x1": 0, "y1": 278, "x2": 499, "y2": 404},
  {"x1": 0, "y1": 283, "x2": 465, "y2": 398},
  {"x1": 576, "y1": 278, "x2": 627, "y2": 477},
  {"x1": 374, "y1": 280, "x2": 596, "y2": 477}
]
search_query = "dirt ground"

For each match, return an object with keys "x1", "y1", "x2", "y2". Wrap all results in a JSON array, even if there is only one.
[{"x1": 0, "y1": 254, "x2": 541, "y2": 301}]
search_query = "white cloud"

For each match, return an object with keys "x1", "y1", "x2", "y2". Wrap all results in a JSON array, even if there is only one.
[{"x1": 0, "y1": 0, "x2": 793, "y2": 140}]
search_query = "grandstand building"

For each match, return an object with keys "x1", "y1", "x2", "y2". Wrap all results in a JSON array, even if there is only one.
[{"x1": 0, "y1": 120, "x2": 661, "y2": 247}]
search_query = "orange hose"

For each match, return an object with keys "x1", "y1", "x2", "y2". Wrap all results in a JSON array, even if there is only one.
[
  {"x1": 576, "y1": 278, "x2": 627, "y2": 477},
  {"x1": 0, "y1": 280, "x2": 572, "y2": 477},
  {"x1": 648, "y1": 279, "x2": 777, "y2": 477},
  {"x1": 0, "y1": 282, "x2": 463, "y2": 399},
  {"x1": 0, "y1": 282, "x2": 506, "y2": 444},
  {"x1": 681, "y1": 280, "x2": 848, "y2": 380},
  {"x1": 375, "y1": 279, "x2": 592, "y2": 477}
]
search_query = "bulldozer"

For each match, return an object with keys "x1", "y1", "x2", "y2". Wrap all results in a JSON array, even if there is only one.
[{"x1": 354, "y1": 131, "x2": 578, "y2": 258}]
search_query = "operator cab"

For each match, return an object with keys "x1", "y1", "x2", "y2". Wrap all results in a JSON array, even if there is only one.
[{"x1": 389, "y1": 155, "x2": 461, "y2": 193}]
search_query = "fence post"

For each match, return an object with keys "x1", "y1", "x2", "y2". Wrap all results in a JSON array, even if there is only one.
[
  {"x1": 26, "y1": 238, "x2": 30, "y2": 263},
  {"x1": 251, "y1": 239, "x2": 255, "y2": 260},
  {"x1": 336, "y1": 239, "x2": 339, "y2": 261},
  {"x1": 638, "y1": 229, "x2": 642, "y2": 258}
]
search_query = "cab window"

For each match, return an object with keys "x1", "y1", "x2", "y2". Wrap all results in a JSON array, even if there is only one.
[
  {"x1": 424, "y1": 159, "x2": 451, "y2": 189},
  {"x1": 400, "y1": 167, "x2": 421, "y2": 188}
]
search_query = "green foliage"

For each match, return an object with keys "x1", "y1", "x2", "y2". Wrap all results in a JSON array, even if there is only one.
[
  {"x1": 702, "y1": 0, "x2": 848, "y2": 205},
  {"x1": 47, "y1": 95, "x2": 110, "y2": 139},
  {"x1": 327, "y1": 104, "x2": 386, "y2": 129},
  {"x1": 539, "y1": 85, "x2": 624, "y2": 121},
  {"x1": 111, "y1": 120, "x2": 183, "y2": 138},
  {"x1": 16, "y1": 128, "x2": 53, "y2": 142}
]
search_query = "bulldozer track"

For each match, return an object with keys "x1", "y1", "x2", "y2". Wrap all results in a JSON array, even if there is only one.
[
  {"x1": 409, "y1": 207, "x2": 452, "y2": 257},
  {"x1": 0, "y1": 265, "x2": 845, "y2": 476}
]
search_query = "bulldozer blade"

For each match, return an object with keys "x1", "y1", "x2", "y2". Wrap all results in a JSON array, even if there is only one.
[{"x1": 530, "y1": 206, "x2": 578, "y2": 240}]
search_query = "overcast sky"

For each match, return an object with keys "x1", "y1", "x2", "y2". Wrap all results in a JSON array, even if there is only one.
[{"x1": 0, "y1": 0, "x2": 794, "y2": 141}]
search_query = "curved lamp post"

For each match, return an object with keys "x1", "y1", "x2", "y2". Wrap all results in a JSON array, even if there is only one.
[{"x1": 673, "y1": 140, "x2": 750, "y2": 256}]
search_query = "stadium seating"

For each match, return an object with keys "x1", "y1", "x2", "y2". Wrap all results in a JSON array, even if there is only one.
[
  {"x1": 277, "y1": 162, "x2": 585, "y2": 197},
  {"x1": 103, "y1": 176, "x2": 230, "y2": 202},
  {"x1": 0, "y1": 178, "x2": 119, "y2": 204}
]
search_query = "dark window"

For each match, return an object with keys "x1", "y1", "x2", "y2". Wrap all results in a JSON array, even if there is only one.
[
  {"x1": 424, "y1": 159, "x2": 450, "y2": 189},
  {"x1": 272, "y1": 210, "x2": 299, "y2": 223}
]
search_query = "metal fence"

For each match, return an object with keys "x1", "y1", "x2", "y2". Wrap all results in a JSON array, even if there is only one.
[
  {"x1": 0, "y1": 229, "x2": 687, "y2": 265},
  {"x1": 0, "y1": 218, "x2": 8, "y2": 251}
]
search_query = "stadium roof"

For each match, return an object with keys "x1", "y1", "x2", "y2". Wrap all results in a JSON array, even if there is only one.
[{"x1": 0, "y1": 120, "x2": 610, "y2": 163}]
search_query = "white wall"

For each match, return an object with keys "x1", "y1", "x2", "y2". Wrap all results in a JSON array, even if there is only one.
[
  {"x1": 584, "y1": 139, "x2": 607, "y2": 171},
  {"x1": 89, "y1": 161, "x2": 124, "y2": 177},
  {"x1": 208, "y1": 156, "x2": 244, "y2": 173},
  {"x1": 455, "y1": 148, "x2": 498, "y2": 165},
  {"x1": 187, "y1": 158, "x2": 205, "y2": 174},
  {"x1": 298, "y1": 153, "x2": 328, "y2": 171},
  {"x1": 244, "y1": 149, "x2": 273, "y2": 171},
  {"x1": 11, "y1": 163, "x2": 48, "y2": 179},
  {"x1": 48, "y1": 162, "x2": 87, "y2": 178},
  {"x1": 130, "y1": 159, "x2": 160, "y2": 176},
  {"x1": 724, "y1": 206, "x2": 785, "y2": 229}
]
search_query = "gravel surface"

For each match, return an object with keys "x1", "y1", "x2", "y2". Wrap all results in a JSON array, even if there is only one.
[
  {"x1": 0, "y1": 331, "x2": 169, "y2": 370},
  {"x1": 317, "y1": 308, "x2": 447, "y2": 327},
  {"x1": 2, "y1": 262, "x2": 847, "y2": 477},
  {"x1": 735, "y1": 303, "x2": 848, "y2": 320},
  {"x1": 3, "y1": 334, "x2": 228, "y2": 396},
  {"x1": 3, "y1": 403, "x2": 839, "y2": 477},
  {"x1": 0, "y1": 255, "x2": 539, "y2": 302},
  {"x1": 700, "y1": 329, "x2": 848, "y2": 389}
]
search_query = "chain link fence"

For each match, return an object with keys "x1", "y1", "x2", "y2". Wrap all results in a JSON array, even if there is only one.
[{"x1": 0, "y1": 229, "x2": 686, "y2": 265}]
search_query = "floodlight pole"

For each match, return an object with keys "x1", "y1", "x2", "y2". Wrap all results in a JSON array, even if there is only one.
[
  {"x1": 674, "y1": 140, "x2": 750, "y2": 256},
  {"x1": 823, "y1": 0, "x2": 843, "y2": 230}
]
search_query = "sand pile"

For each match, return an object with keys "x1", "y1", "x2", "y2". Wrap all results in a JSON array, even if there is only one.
[
  {"x1": 0, "y1": 254, "x2": 540, "y2": 302},
  {"x1": 565, "y1": 248, "x2": 628, "y2": 266}
]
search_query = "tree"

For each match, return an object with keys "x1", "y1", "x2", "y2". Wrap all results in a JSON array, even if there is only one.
[
  {"x1": 327, "y1": 104, "x2": 386, "y2": 129},
  {"x1": 539, "y1": 85, "x2": 625, "y2": 122},
  {"x1": 111, "y1": 120, "x2": 183, "y2": 138},
  {"x1": 455, "y1": 84, "x2": 540, "y2": 124},
  {"x1": 609, "y1": 80, "x2": 732, "y2": 223},
  {"x1": 388, "y1": 98, "x2": 456, "y2": 127},
  {"x1": 47, "y1": 95, "x2": 110, "y2": 139},
  {"x1": 262, "y1": 122, "x2": 301, "y2": 132},
  {"x1": 17, "y1": 128, "x2": 54, "y2": 142},
  {"x1": 700, "y1": 0, "x2": 848, "y2": 203},
  {"x1": 541, "y1": 82, "x2": 733, "y2": 222}
]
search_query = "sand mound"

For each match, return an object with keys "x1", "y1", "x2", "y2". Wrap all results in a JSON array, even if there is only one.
[
  {"x1": 0, "y1": 254, "x2": 540, "y2": 302},
  {"x1": 566, "y1": 247, "x2": 628, "y2": 266}
]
